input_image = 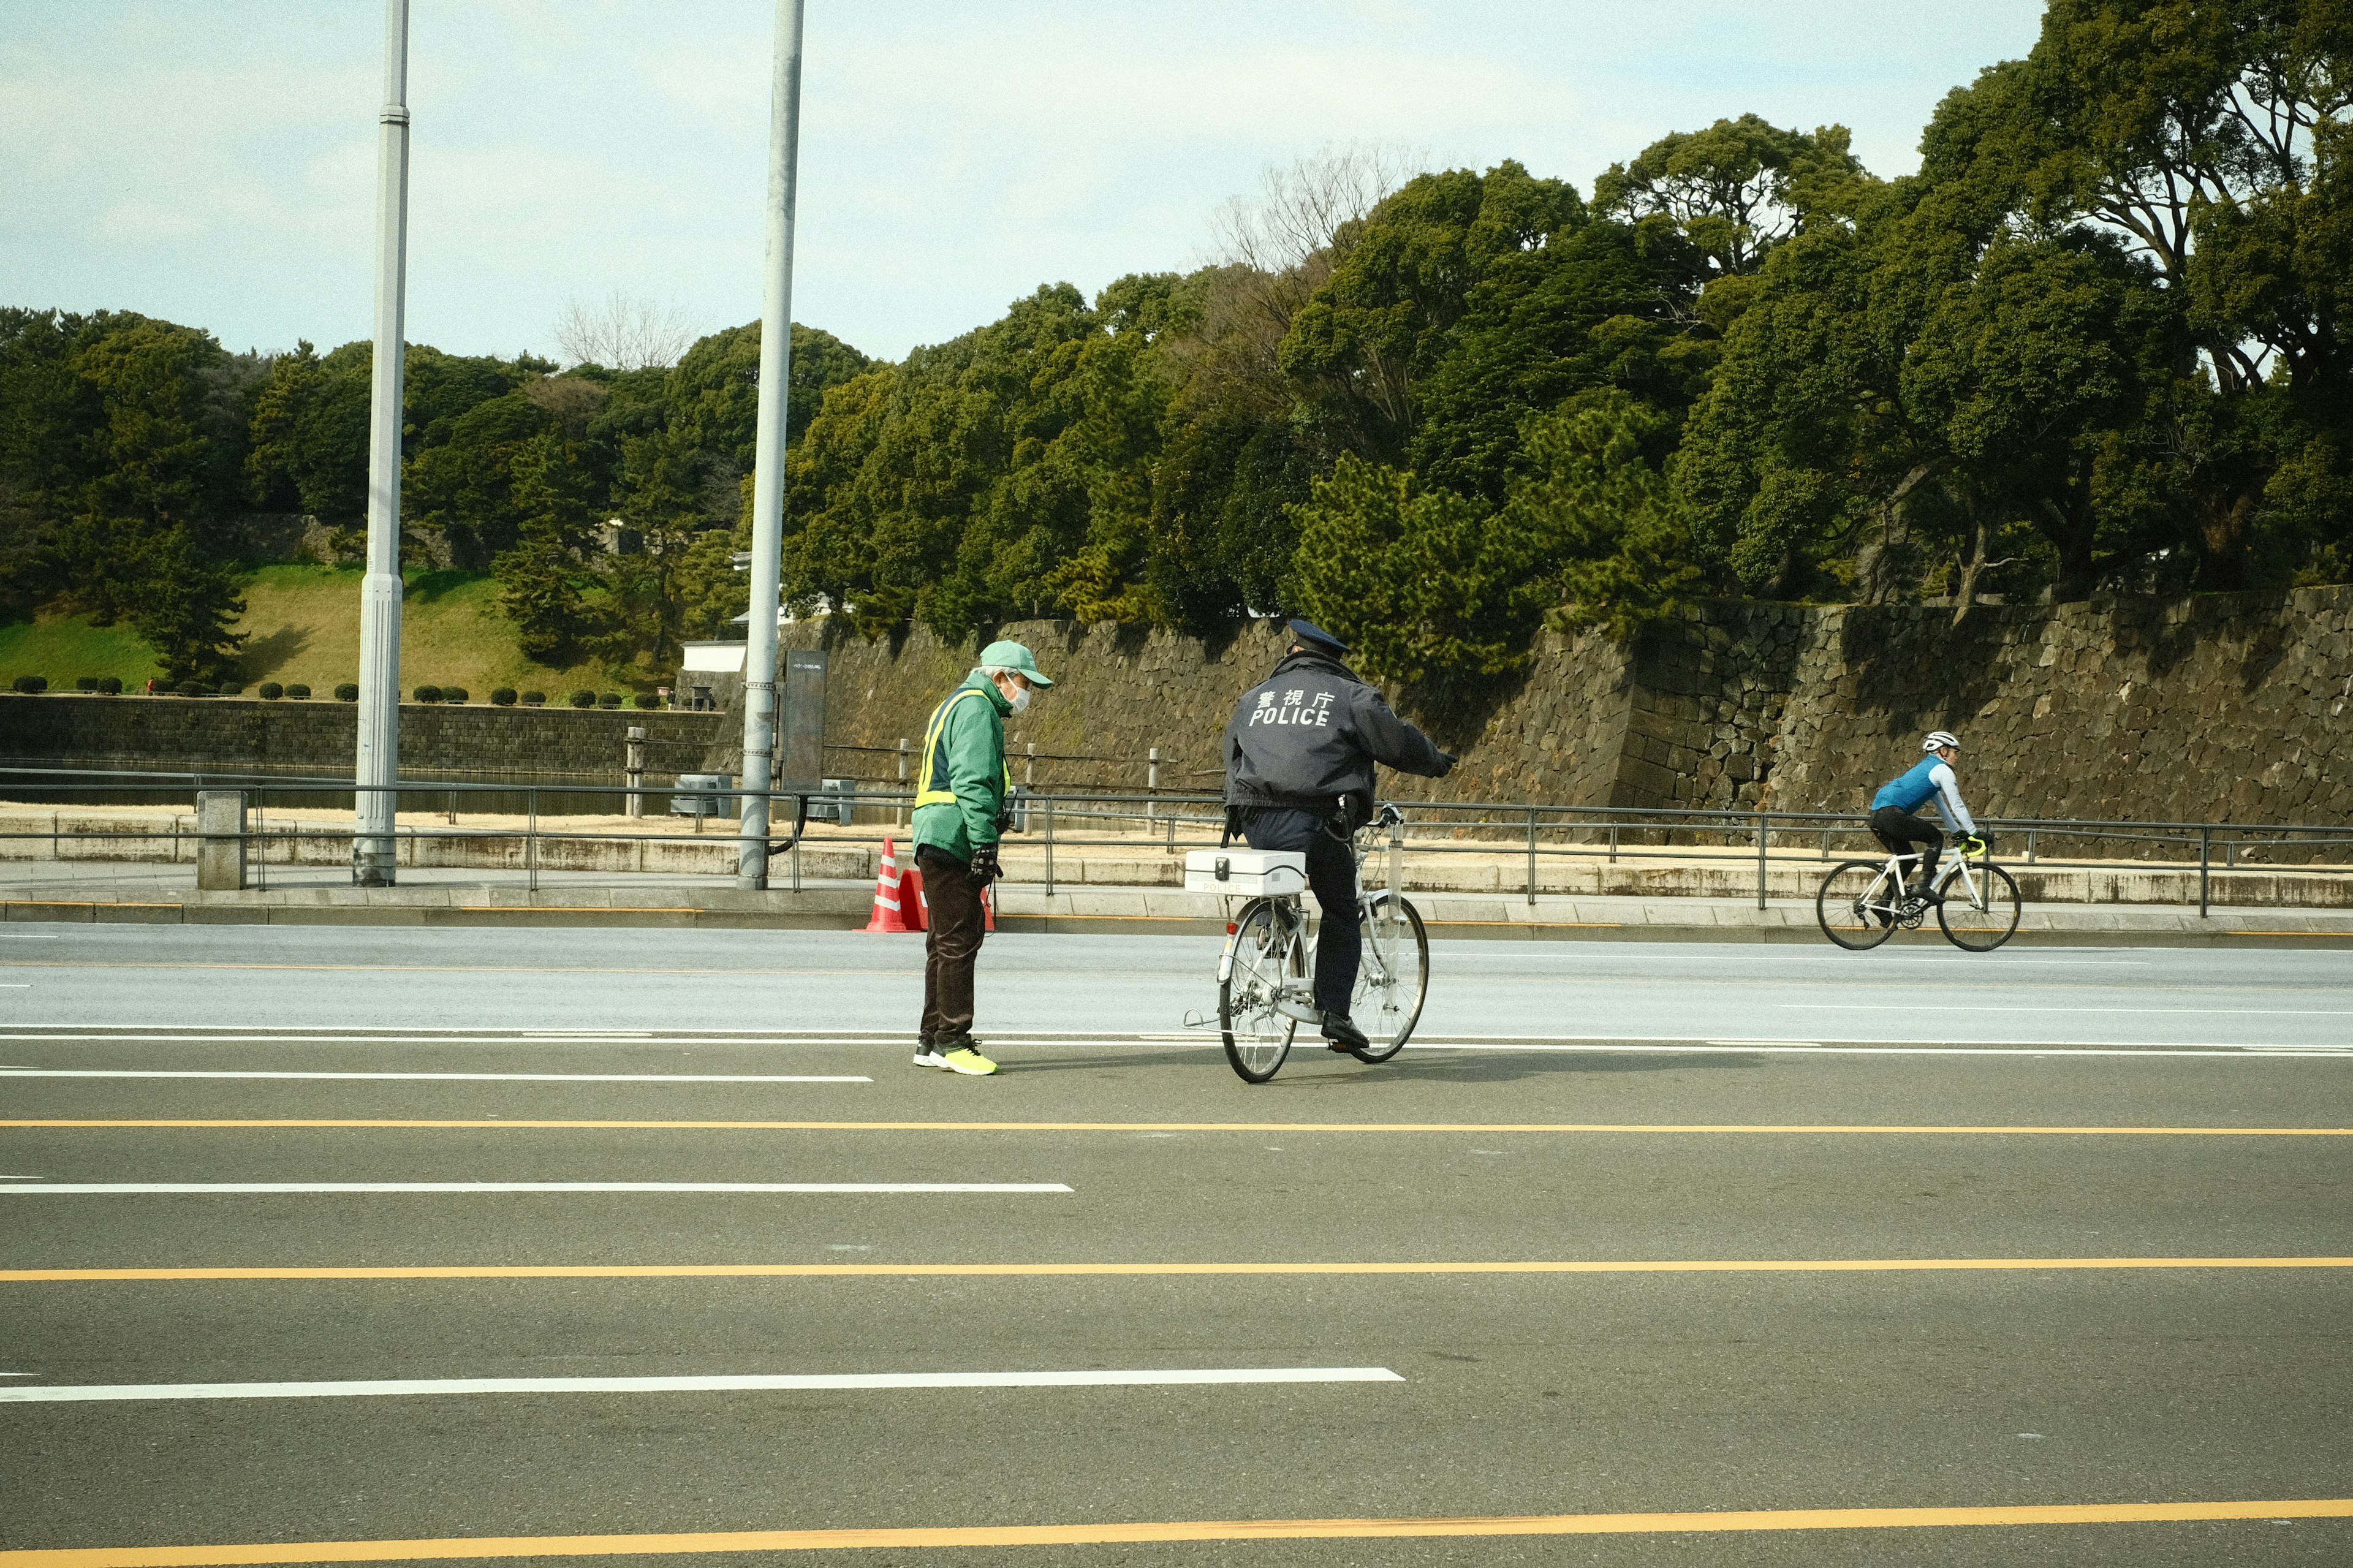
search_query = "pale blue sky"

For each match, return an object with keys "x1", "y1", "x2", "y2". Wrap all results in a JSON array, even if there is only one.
[{"x1": 1, "y1": 1, "x2": 2048, "y2": 364}]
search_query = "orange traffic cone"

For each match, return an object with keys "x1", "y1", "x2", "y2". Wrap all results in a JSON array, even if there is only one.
[
  {"x1": 862, "y1": 837, "x2": 917, "y2": 933},
  {"x1": 901, "y1": 858, "x2": 929, "y2": 932}
]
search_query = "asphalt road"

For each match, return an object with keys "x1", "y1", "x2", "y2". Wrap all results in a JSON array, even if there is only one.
[
  {"x1": 7, "y1": 920, "x2": 2353, "y2": 1047},
  {"x1": 1, "y1": 923, "x2": 2350, "y2": 1565}
]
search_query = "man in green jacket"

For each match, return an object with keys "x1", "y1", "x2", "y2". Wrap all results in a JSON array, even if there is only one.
[{"x1": 910, "y1": 639, "x2": 1053, "y2": 1075}]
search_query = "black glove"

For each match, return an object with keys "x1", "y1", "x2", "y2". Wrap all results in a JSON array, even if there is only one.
[
  {"x1": 1435, "y1": 749, "x2": 1459, "y2": 778},
  {"x1": 968, "y1": 843, "x2": 1002, "y2": 882}
]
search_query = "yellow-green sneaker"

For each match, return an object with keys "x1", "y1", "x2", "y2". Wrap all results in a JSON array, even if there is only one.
[{"x1": 939, "y1": 1041, "x2": 999, "y2": 1076}]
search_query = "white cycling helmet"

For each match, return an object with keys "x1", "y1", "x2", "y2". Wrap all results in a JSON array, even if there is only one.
[{"x1": 1922, "y1": 730, "x2": 1960, "y2": 753}]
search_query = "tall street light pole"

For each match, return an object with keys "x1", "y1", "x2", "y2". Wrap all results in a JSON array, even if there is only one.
[
  {"x1": 737, "y1": 0, "x2": 805, "y2": 889},
  {"x1": 353, "y1": 0, "x2": 412, "y2": 886}
]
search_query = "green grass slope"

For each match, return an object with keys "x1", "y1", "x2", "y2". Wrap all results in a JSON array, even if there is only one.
[
  {"x1": 1, "y1": 566, "x2": 641, "y2": 697},
  {"x1": 0, "y1": 613, "x2": 162, "y2": 688}
]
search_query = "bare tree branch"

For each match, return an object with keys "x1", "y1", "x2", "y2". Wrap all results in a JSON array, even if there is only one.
[{"x1": 551, "y1": 290, "x2": 697, "y2": 372}]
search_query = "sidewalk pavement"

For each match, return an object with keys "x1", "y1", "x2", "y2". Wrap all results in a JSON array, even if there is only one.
[{"x1": 4, "y1": 859, "x2": 2348, "y2": 945}]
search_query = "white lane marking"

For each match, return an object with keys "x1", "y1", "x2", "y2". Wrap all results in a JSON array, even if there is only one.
[
  {"x1": 0, "y1": 934, "x2": 61, "y2": 939},
  {"x1": 1790, "y1": 1005, "x2": 2353, "y2": 1015},
  {"x1": 0, "y1": 1367, "x2": 1401, "y2": 1403},
  {"x1": 0, "y1": 1070, "x2": 872, "y2": 1083},
  {"x1": 1, "y1": 1033, "x2": 2343, "y2": 1058},
  {"x1": 520, "y1": 1030, "x2": 654, "y2": 1037},
  {"x1": 0, "y1": 1182, "x2": 1072, "y2": 1195},
  {"x1": 0, "y1": 984, "x2": 28, "y2": 988},
  {"x1": 1402, "y1": 1036, "x2": 2343, "y2": 1050},
  {"x1": 0, "y1": 1035, "x2": 898, "y2": 1047}
]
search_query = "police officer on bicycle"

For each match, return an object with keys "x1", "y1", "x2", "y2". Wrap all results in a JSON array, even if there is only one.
[{"x1": 1222, "y1": 619, "x2": 1454, "y2": 1054}]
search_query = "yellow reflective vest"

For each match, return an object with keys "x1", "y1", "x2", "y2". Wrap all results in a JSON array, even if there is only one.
[{"x1": 911, "y1": 673, "x2": 1011, "y2": 862}]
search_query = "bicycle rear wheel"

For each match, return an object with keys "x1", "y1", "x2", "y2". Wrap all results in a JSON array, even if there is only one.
[
  {"x1": 1938, "y1": 863, "x2": 2021, "y2": 952},
  {"x1": 1350, "y1": 893, "x2": 1427, "y2": 1062},
  {"x1": 1817, "y1": 860, "x2": 1902, "y2": 950},
  {"x1": 1221, "y1": 899, "x2": 1302, "y2": 1083}
]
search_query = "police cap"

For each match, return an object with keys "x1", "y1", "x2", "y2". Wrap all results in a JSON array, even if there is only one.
[{"x1": 1286, "y1": 618, "x2": 1351, "y2": 657}]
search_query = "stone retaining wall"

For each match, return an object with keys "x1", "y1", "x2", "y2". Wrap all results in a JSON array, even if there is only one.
[
  {"x1": 789, "y1": 586, "x2": 2352, "y2": 826},
  {"x1": 9, "y1": 585, "x2": 2349, "y2": 826},
  {"x1": 0, "y1": 695, "x2": 736, "y2": 780}
]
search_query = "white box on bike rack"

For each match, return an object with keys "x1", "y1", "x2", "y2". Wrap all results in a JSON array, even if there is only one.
[{"x1": 1184, "y1": 848, "x2": 1308, "y2": 896}]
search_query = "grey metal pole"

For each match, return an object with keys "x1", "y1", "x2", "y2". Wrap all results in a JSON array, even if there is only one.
[
  {"x1": 352, "y1": 0, "x2": 411, "y2": 887},
  {"x1": 1756, "y1": 811, "x2": 1769, "y2": 910},
  {"x1": 1526, "y1": 805, "x2": 1537, "y2": 906},
  {"x1": 735, "y1": 0, "x2": 806, "y2": 890}
]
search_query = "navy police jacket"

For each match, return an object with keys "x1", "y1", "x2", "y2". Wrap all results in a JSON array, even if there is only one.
[{"x1": 1221, "y1": 650, "x2": 1452, "y2": 816}]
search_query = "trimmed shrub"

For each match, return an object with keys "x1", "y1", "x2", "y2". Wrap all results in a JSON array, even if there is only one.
[
  {"x1": 97, "y1": 676, "x2": 122, "y2": 695},
  {"x1": 567, "y1": 690, "x2": 596, "y2": 708},
  {"x1": 75, "y1": 675, "x2": 99, "y2": 692},
  {"x1": 521, "y1": 689, "x2": 546, "y2": 706},
  {"x1": 490, "y1": 687, "x2": 517, "y2": 706},
  {"x1": 217, "y1": 683, "x2": 243, "y2": 697},
  {"x1": 259, "y1": 682, "x2": 284, "y2": 700},
  {"x1": 598, "y1": 692, "x2": 623, "y2": 709},
  {"x1": 335, "y1": 683, "x2": 359, "y2": 702},
  {"x1": 284, "y1": 683, "x2": 310, "y2": 700},
  {"x1": 176, "y1": 680, "x2": 205, "y2": 697},
  {"x1": 12, "y1": 674, "x2": 47, "y2": 694},
  {"x1": 440, "y1": 686, "x2": 469, "y2": 705},
  {"x1": 632, "y1": 692, "x2": 659, "y2": 710},
  {"x1": 412, "y1": 684, "x2": 442, "y2": 704}
]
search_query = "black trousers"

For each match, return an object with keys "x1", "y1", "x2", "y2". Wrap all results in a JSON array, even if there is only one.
[
  {"x1": 1868, "y1": 806, "x2": 1943, "y2": 888},
  {"x1": 1240, "y1": 807, "x2": 1359, "y2": 1020},
  {"x1": 916, "y1": 846, "x2": 987, "y2": 1043}
]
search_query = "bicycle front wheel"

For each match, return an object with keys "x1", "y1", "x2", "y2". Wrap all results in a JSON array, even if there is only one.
[
  {"x1": 1817, "y1": 860, "x2": 1901, "y2": 950},
  {"x1": 1350, "y1": 893, "x2": 1428, "y2": 1062},
  {"x1": 1938, "y1": 863, "x2": 2022, "y2": 952},
  {"x1": 1221, "y1": 899, "x2": 1302, "y2": 1083}
]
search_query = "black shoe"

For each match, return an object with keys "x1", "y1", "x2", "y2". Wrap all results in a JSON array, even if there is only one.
[
  {"x1": 1321, "y1": 1015, "x2": 1370, "y2": 1053},
  {"x1": 1915, "y1": 888, "x2": 1944, "y2": 907}
]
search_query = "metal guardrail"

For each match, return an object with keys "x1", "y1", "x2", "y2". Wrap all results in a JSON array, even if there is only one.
[{"x1": 3, "y1": 765, "x2": 2351, "y2": 917}]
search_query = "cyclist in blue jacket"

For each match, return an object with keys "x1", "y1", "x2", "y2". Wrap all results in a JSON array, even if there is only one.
[{"x1": 1870, "y1": 731, "x2": 1984, "y2": 905}]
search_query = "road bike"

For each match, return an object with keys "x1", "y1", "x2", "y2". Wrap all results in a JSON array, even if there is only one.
[
  {"x1": 1816, "y1": 835, "x2": 2021, "y2": 952},
  {"x1": 1214, "y1": 803, "x2": 1429, "y2": 1083}
]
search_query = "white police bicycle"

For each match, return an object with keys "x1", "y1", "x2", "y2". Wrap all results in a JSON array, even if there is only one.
[{"x1": 1190, "y1": 803, "x2": 1429, "y2": 1083}]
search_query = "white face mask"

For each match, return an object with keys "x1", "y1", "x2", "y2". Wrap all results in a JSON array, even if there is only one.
[{"x1": 1007, "y1": 683, "x2": 1032, "y2": 714}]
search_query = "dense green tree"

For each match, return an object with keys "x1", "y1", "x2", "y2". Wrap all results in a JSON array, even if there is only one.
[
  {"x1": 1595, "y1": 115, "x2": 1868, "y2": 284},
  {"x1": 0, "y1": 311, "x2": 249, "y2": 680},
  {"x1": 1510, "y1": 391, "x2": 1702, "y2": 638},
  {"x1": 491, "y1": 428, "x2": 601, "y2": 662},
  {"x1": 1938, "y1": 0, "x2": 2353, "y2": 588},
  {"x1": 9, "y1": 3, "x2": 2349, "y2": 687},
  {"x1": 1279, "y1": 161, "x2": 1588, "y2": 469}
]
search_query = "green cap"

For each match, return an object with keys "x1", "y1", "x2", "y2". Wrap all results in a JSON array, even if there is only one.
[{"x1": 978, "y1": 639, "x2": 1053, "y2": 687}]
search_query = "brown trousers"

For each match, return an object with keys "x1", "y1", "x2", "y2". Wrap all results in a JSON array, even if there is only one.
[{"x1": 917, "y1": 846, "x2": 987, "y2": 1043}]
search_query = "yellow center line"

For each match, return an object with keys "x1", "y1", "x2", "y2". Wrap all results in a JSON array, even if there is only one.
[
  {"x1": 2, "y1": 1498, "x2": 2347, "y2": 1562},
  {"x1": 2, "y1": 1118, "x2": 2347, "y2": 1134},
  {"x1": 6, "y1": 1257, "x2": 2349, "y2": 1282}
]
